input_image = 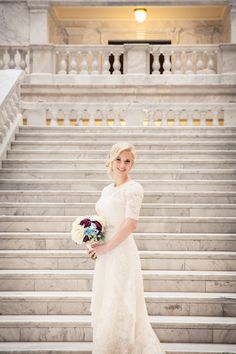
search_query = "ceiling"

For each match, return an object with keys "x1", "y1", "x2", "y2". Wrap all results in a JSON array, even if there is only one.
[{"x1": 52, "y1": 6, "x2": 227, "y2": 22}]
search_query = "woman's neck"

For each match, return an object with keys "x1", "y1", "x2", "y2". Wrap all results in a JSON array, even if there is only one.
[{"x1": 113, "y1": 175, "x2": 130, "y2": 187}]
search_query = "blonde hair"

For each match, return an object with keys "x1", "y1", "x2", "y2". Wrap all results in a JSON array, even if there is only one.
[{"x1": 105, "y1": 142, "x2": 136, "y2": 177}]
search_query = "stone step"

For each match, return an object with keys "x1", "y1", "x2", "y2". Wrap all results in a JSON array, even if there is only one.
[
  {"x1": 0, "y1": 215, "x2": 236, "y2": 233},
  {"x1": 0, "y1": 315, "x2": 235, "y2": 343},
  {"x1": 3, "y1": 158, "x2": 236, "y2": 170},
  {"x1": 0, "y1": 342, "x2": 236, "y2": 354},
  {"x1": 1, "y1": 168, "x2": 236, "y2": 180},
  {"x1": 0, "y1": 179, "x2": 235, "y2": 191},
  {"x1": 0, "y1": 190, "x2": 235, "y2": 204},
  {"x1": 11, "y1": 140, "x2": 236, "y2": 151},
  {"x1": 0, "y1": 269, "x2": 235, "y2": 292},
  {"x1": 1, "y1": 202, "x2": 236, "y2": 217},
  {"x1": 0, "y1": 250, "x2": 235, "y2": 271},
  {"x1": 0, "y1": 291, "x2": 235, "y2": 316},
  {"x1": 19, "y1": 126, "x2": 236, "y2": 134},
  {"x1": 15, "y1": 132, "x2": 236, "y2": 142},
  {"x1": 1, "y1": 232, "x2": 236, "y2": 251},
  {"x1": 7, "y1": 149, "x2": 236, "y2": 160}
]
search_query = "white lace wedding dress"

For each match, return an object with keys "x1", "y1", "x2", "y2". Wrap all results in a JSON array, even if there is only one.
[{"x1": 90, "y1": 179, "x2": 165, "y2": 354}]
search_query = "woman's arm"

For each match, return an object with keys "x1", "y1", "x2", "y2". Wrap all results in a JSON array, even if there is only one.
[{"x1": 88, "y1": 218, "x2": 138, "y2": 257}]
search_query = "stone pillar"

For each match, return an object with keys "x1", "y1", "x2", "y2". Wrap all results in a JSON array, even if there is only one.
[
  {"x1": 229, "y1": 1, "x2": 236, "y2": 43},
  {"x1": 124, "y1": 44, "x2": 150, "y2": 74},
  {"x1": 27, "y1": 0, "x2": 50, "y2": 44}
]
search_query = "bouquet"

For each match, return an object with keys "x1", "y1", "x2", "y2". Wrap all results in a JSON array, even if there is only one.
[{"x1": 71, "y1": 215, "x2": 106, "y2": 260}]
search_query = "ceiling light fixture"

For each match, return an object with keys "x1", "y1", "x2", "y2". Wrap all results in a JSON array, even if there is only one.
[{"x1": 134, "y1": 8, "x2": 147, "y2": 23}]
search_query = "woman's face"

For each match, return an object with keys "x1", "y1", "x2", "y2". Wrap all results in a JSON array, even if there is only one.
[{"x1": 112, "y1": 150, "x2": 134, "y2": 178}]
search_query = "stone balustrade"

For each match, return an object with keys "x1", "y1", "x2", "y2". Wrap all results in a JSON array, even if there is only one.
[
  {"x1": 55, "y1": 45, "x2": 123, "y2": 75},
  {"x1": 20, "y1": 102, "x2": 232, "y2": 127},
  {"x1": 1, "y1": 44, "x2": 236, "y2": 78},
  {"x1": 0, "y1": 70, "x2": 24, "y2": 164},
  {"x1": 0, "y1": 46, "x2": 29, "y2": 73},
  {"x1": 151, "y1": 45, "x2": 218, "y2": 75}
]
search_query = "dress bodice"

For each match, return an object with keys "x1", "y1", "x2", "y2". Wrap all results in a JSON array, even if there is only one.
[{"x1": 95, "y1": 179, "x2": 144, "y2": 232}]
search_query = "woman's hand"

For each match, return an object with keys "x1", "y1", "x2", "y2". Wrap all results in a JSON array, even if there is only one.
[{"x1": 87, "y1": 242, "x2": 109, "y2": 259}]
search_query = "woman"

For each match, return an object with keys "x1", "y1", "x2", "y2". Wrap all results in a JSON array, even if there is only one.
[{"x1": 88, "y1": 142, "x2": 165, "y2": 354}]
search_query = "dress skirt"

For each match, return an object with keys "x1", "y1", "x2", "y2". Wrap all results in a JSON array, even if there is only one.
[{"x1": 90, "y1": 227, "x2": 165, "y2": 354}]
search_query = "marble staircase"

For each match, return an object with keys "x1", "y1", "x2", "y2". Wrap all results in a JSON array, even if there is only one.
[{"x1": 0, "y1": 125, "x2": 236, "y2": 353}]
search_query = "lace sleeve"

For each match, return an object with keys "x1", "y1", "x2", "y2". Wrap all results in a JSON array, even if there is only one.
[{"x1": 125, "y1": 183, "x2": 144, "y2": 221}]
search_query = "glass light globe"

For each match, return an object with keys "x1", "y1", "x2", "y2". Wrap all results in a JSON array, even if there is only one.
[{"x1": 134, "y1": 8, "x2": 147, "y2": 23}]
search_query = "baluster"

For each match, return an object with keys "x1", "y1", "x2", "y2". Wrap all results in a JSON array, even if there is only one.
[
  {"x1": 162, "y1": 50, "x2": 171, "y2": 75},
  {"x1": 102, "y1": 109, "x2": 109, "y2": 126},
  {"x1": 79, "y1": 51, "x2": 89, "y2": 74},
  {"x1": 173, "y1": 111, "x2": 180, "y2": 126},
  {"x1": 186, "y1": 52, "x2": 193, "y2": 74},
  {"x1": 8, "y1": 48, "x2": 16, "y2": 69},
  {"x1": 50, "y1": 109, "x2": 58, "y2": 127},
  {"x1": 58, "y1": 51, "x2": 67, "y2": 74},
  {"x1": 18, "y1": 49, "x2": 27, "y2": 71},
  {"x1": 174, "y1": 51, "x2": 182, "y2": 74},
  {"x1": 196, "y1": 51, "x2": 204, "y2": 74},
  {"x1": 5, "y1": 101, "x2": 14, "y2": 125},
  {"x1": 69, "y1": 51, "x2": 77, "y2": 74},
  {"x1": 200, "y1": 111, "x2": 206, "y2": 127},
  {"x1": 152, "y1": 49, "x2": 160, "y2": 75},
  {"x1": 187, "y1": 110, "x2": 194, "y2": 126},
  {"x1": 9, "y1": 97, "x2": 17, "y2": 122},
  {"x1": 206, "y1": 51, "x2": 216, "y2": 74},
  {"x1": 0, "y1": 108, "x2": 7, "y2": 136},
  {"x1": 0, "y1": 49, "x2": 4, "y2": 69},
  {"x1": 91, "y1": 51, "x2": 99, "y2": 74},
  {"x1": 63, "y1": 110, "x2": 70, "y2": 125},
  {"x1": 113, "y1": 112, "x2": 120, "y2": 126},
  {"x1": 162, "y1": 111, "x2": 168, "y2": 126},
  {"x1": 149, "y1": 111, "x2": 156, "y2": 126},
  {"x1": 100, "y1": 112, "x2": 107, "y2": 126},
  {"x1": 102, "y1": 50, "x2": 110, "y2": 75},
  {"x1": 212, "y1": 110, "x2": 219, "y2": 126},
  {"x1": 88, "y1": 109, "x2": 95, "y2": 126},
  {"x1": 82, "y1": 109, "x2": 90, "y2": 126},
  {"x1": 112, "y1": 50, "x2": 121, "y2": 75}
]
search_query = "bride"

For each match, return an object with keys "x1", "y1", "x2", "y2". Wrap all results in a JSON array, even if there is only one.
[{"x1": 88, "y1": 142, "x2": 165, "y2": 354}]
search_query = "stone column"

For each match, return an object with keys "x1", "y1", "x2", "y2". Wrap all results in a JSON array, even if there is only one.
[
  {"x1": 229, "y1": 1, "x2": 236, "y2": 43},
  {"x1": 27, "y1": 0, "x2": 50, "y2": 44},
  {"x1": 124, "y1": 44, "x2": 150, "y2": 74}
]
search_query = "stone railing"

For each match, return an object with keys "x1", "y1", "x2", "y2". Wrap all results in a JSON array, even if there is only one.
[
  {"x1": 0, "y1": 70, "x2": 24, "y2": 165},
  {"x1": 151, "y1": 45, "x2": 218, "y2": 75},
  {"x1": 1, "y1": 44, "x2": 236, "y2": 78},
  {"x1": 0, "y1": 46, "x2": 29, "y2": 73},
  {"x1": 20, "y1": 102, "x2": 236, "y2": 127},
  {"x1": 55, "y1": 45, "x2": 123, "y2": 75}
]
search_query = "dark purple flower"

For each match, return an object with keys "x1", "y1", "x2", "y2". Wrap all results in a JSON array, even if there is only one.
[
  {"x1": 83, "y1": 235, "x2": 89, "y2": 242},
  {"x1": 93, "y1": 221, "x2": 102, "y2": 234},
  {"x1": 80, "y1": 218, "x2": 91, "y2": 227}
]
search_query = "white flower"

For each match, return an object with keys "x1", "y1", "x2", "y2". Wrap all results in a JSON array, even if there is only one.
[{"x1": 71, "y1": 223, "x2": 85, "y2": 244}]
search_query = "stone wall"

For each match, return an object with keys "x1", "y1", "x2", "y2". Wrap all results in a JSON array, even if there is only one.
[{"x1": 0, "y1": 1, "x2": 231, "y2": 45}]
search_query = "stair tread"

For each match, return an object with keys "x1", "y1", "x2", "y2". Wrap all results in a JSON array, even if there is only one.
[
  {"x1": 0, "y1": 269, "x2": 235, "y2": 278},
  {"x1": 1, "y1": 179, "x2": 235, "y2": 183},
  {"x1": 0, "y1": 291, "x2": 235, "y2": 301},
  {"x1": 0, "y1": 342, "x2": 235, "y2": 353},
  {"x1": 1, "y1": 231, "x2": 235, "y2": 240},
  {"x1": 4, "y1": 158, "x2": 236, "y2": 162},
  {"x1": 0, "y1": 250, "x2": 235, "y2": 258},
  {"x1": 0, "y1": 314, "x2": 235, "y2": 326},
  {"x1": 1, "y1": 215, "x2": 235, "y2": 221},
  {"x1": 1, "y1": 202, "x2": 236, "y2": 208}
]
